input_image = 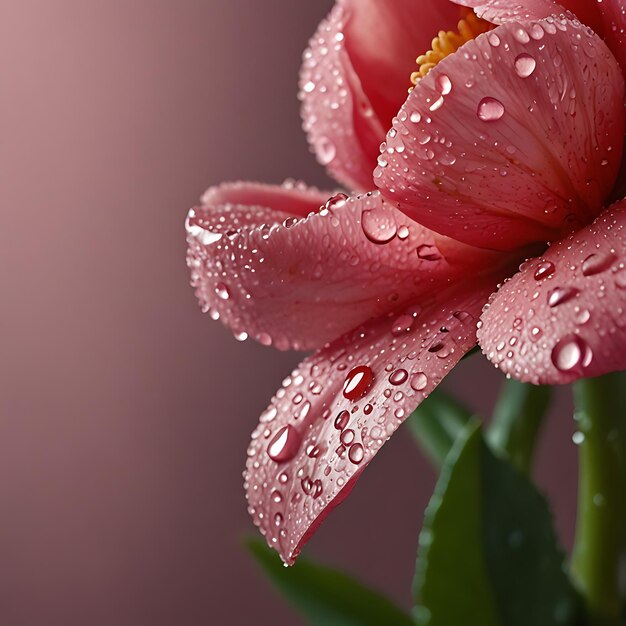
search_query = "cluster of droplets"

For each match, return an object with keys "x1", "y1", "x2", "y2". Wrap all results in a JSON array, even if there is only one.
[
  {"x1": 298, "y1": 4, "x2": 382, "y2": 188},
  {"x1": 186, "y1": 181, "x2": 339, "y2": 351},
  {"x1": 373, "y1": 14, "x2": 621, "y2": 248},
  {"x1": 244, "y1": 292, "x2": 484, "y2": 563},
  {"x1": 479, "y1": 208, "x2": 626, "y2": 382}
]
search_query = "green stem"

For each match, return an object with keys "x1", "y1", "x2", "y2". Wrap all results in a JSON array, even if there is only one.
[
  {"x1": 571, "y1": 373, "x2": 625, "y2": 625},
  {"x1": 487, "y1": 379, "x2": 552, "y2": 475}
]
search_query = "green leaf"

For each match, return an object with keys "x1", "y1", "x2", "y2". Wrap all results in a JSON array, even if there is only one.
[
  {"x1": 414, "y1": 422, "x2": 579, "y2": 626},
  {"x1": 488, "y1": 379, "x2": 552, "y2": 474},
  {"x1": 247, "y1": 538, "x2": 415, "y2": 626},
  {"x1": 405, "y1": 389, "x2": 473, "y2": 468}
]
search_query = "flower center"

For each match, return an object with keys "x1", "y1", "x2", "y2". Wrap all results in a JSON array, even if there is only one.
[{"x1": 410, "y1": 12, "x2": 493, "y2": 88}]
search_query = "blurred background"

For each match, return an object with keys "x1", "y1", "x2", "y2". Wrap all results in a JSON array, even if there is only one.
[{"x1": 1, "y1": 1, "x2": 579, "y2": 624}]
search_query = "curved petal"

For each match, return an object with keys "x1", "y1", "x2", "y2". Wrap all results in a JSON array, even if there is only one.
[
  {"x1": 596, "y1": 0, "x2": 626, "y2": 75},
  {"x1": 187, "y1": 182, "x2": 497, "y2": 351},
  {"x1": 375, "y1": 16, "x2": 624, "y2": 250},
  {"x1": 244, "y1": 276, "x2": 499, "y2": 564},
  {"x1": 478, "y1": 199, "x2": 626, "y2": 384},
  {"x1": 454, "y1": 0, "x2": 622, "y2": 73},
  {"x1": 453, "y1": 0, "x2": 601, "y2": 28},
  {"x1": 300, "y1": 1, "x2": 462, "y2": 190}
]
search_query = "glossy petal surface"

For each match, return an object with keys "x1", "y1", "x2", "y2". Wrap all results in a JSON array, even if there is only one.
[
  {"x1": 245, "y1": 277, "x2": 498, "y2": 564},
  {"x1": 596, "y1": 0, "x2": 626, "y2": 75},
  {"x1": 300, "y1": 0, "x2": 462, "y2": 190},
  {"x1": 479, "y1": 199, "x2": 626, "y2": 384},
  {"x1": 187, "y1": 182, "x2": 488, "y2": 351},
  {"x1": 375, "y1": 16, "x2": 624, "y2": 250},
  {"x1": 454, "y1": 0, "x2": 616, "y2": 65}
]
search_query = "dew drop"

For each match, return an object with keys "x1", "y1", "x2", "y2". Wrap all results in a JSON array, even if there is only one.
[
  {"x1": 551, "y1": 335, "x2": 592, "y2": 372},
  {"x1": 348, "y1": 443, "x2": 364, "y2": 464},
  {"x1": 317, "y1": 136, "x2": 336, "y2": 165},
  {"x1": 361, "y1": 207, "x2": 397, "y2": 244},
  {"x1": 410, "y1": 372, "x2": 428, "y2": 391},
  {"x1": 514, "y1": 53, "x2": 536, "y2": 78},
  {"x1": 260, "y1": 406, "x2": 278, "y2": 423},
  {"x1": 389, "y1": 369, "x2": 408, "y2": 386},
  {"x1": 340, "y1": 429, "x2": 355, "y2": 446},
  {"x1": 258, "y1": 332, "x2": 273, "y2": 346},
  {"x1": 581, "y1": 252, "x2": 616, "y2": 276},
  {"x1": 323, "y1": 192, "x2": 348, "y2": 214},
  {"x1": 215, "y1": 282, "x2": 230, "y2": 300},
  {"x1": 477, "y1": 97, "x2": 505, "y2": 121},
  {"x1": 436, "y1": 74, "x2": 452, "y2": 95},
  {"x1": 267, "y1": 425, "x2": 301, "y2": 463},
  {"x1": 534, "y1": 261, "x2": 555, "y2": 280},
  {"x1": 343, "y1": 365, "x2": 374, "y2": 400},
  {"x1": 416, "y1": 244, "x2": 442, "y2": 261},
  {"x1": 488, "y1": 32, "x2": 501, "y2": 47},
  {"x1": 548, "y1": 286, "x2": 579, "y2": 307},
  {"x1": 334, "y1": 410, "x2": 350, "y2": 431}
]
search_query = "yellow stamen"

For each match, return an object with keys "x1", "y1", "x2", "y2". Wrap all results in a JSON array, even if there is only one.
[{"x1": 410, "y1": 12, "x2": 493, "y2": 89}]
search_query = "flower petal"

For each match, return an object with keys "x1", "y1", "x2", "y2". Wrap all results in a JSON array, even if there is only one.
[
  {"x1": 375, "y1": 16, "x2": 624, "y2": 250},
  {"x1": 187, "y1": 182, "x2": 493, "y2": 351},
  {"x1": 244, "y1": 276, "x2": 498, "y2": 564},
  {"x1": 478, "y1": 199, "x2": 626, "y2": 384},
  {"x1": 454, "y1": 0, "x2": 623, "y2": 74},
  {"x1": 595, "y1": 0, "x2": 626, "y2": 75},
  {"x1": 300, "y1": 1, "x2": 462, "y2": 190}
]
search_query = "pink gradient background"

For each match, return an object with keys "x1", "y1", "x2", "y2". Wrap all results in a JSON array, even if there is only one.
[{"x1": 2, "y1": 1, "x2": 578, "y2": 624}]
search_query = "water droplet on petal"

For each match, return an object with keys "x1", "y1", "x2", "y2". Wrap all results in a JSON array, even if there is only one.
[
  {"x1": 348, "y1": 443, "x2": 364, "y2": 464},
  {"x1": 581, "y1": 252, "x2": 616, "y2": 276},
  {"x1": 551, "y1": 335, "x2": 592, "y2": 372},
  {"x1": 548, "y1": 286, "x2": 579, "y2": 307},
  {"x1": 477, "y1": 97, "x2": 505, "y2": 121},
  {"x1": 258, "y1": 332, "x2": 273, "y2": 346},
  {"x1": 416, "y1": 244, "x2": 442, "y2": 261},
  {"x1": 410, "y1": 372, "x2": 428, "y2": 391},
  {"x1": 534, "y1": 261, "x2": 555, "y2": 280},
  {"x1": 514, "y1": 53, "x2": 536, "y2": 78},
  {"x1": 389, "y1": 369, "x2": 408, "y2": 385},
  {"x1": 343, "y1": 365, "x2": 374, "y2": 400},
  {"x1": 267, "y1": 425, "x2": 301, "y2": 462},
  {"x1": 436, "y1": 74, "x2": 452, "y2": 95},
  {"x1": 323, "y1": 192, "x2": 348, "y2": 213},
  {"x1": 215, "y1": 283, "x2": 230, "y2": 300},
  {"x1": 361, "y1": 207, "x2": 397, "y2": 244},
  {"x1": 340, "y1": 429, "x2": 355, "y2": 446},
  {"x1": 488, "y1": 32, "x2": 501, "y2": 47},
  {"x1": 317, "y1": 136, "x2": 336, "y2": 165},
  {"x1": 334, "y1": 410, "x2": 350, "y2": 431}
]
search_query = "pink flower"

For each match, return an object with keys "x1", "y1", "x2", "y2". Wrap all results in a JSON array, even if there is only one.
[{"x1": 186, "y1": 0, "x2": 626, "y2": 564}]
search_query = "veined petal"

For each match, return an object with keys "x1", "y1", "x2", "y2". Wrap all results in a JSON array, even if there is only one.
[
  {"x1": 187, "y1": 182, "x2": 493, "y2": 351},
  {"x1": 375, "y1": 16, "x2": 624, "y2": 250},
  {"x1": 453, "y1": 0, "x2": 574, "y2": 23},
  {"x1": 454, "y1": 0, "x2": 623, "y2": 75},
  {"x1": 300, "y1": 0, "x2": 462, "y2": 190},
  {"x1": 244, "y1": 277, "x2": 499, "y2": 564},
  {"x1": 478, "y1": 199, "x2": 626, "y2": 384}
]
